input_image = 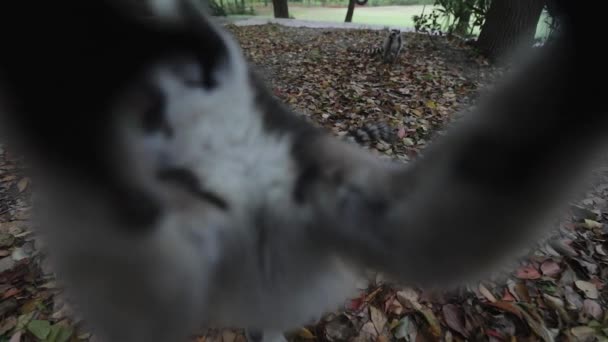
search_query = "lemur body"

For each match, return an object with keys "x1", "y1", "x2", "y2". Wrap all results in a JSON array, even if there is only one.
[
  {"x1": 0, "y1": 1, "x2": 604, "y2": 342},
  {"x1": 349, "y1": 29, "x2": 403, "y2": 63}
]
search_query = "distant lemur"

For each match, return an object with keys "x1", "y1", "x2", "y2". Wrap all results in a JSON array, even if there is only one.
[{"x1": 348, "y1": 29, "x2": 403, "y2": 63}]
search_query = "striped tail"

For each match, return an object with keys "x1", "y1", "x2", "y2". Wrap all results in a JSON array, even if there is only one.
[{"x1": 347, "y1": 46, "x2": 383, "y2": 55}]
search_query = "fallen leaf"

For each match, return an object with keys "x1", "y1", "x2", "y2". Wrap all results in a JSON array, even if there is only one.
[
  {"x1": 564, "y1": 286, "x2": 584, "y2": 310},
  {"x1": 397, "y1": 127, "x2": 406, "y2": 138},
  {"x1": 9, "y1": 331, "x2": 21, "y2": 342},
  {"x1": 540, "y1": 260, "x2": 561, "y2": 277},
  {"x1": 2, "y1": 287, "x2": 20, "y2": 299},
  {"x1": 506, "y1": 280, "x2": 521, "y2": 301},
  {"x1": 27, "y1": 320, "x2": 51, "y2": 340},
  {"x1": 0, "y1": 316, "x2": 17, "y2": 335},
  {"x1": 543, "y1": 294, "x2": 570, "y2": 323},
  {"x1": 582, "y1": 219, "x2": 602, "y2": 229},
  {"x1": 570, "y1": 326, "x2": 596, "y2": 340},
  {"x1": 324, "y1": 314, "x2": 354, "y2": 341},
  {"x1": 365, "y1": 287, "x2": 383, "y2": 302},
  {"x1": 582, "y1": 299, "x2": 603, "y2": 321},
  {"x1": 393, "y1": 316, "x2": 417, "y2": 341},
  {"x1": 0, "y1": 233, "x2": 15, "y2": 248},
  {"x1": 15, "y1": 312, "x2": 34, "y2": 331},
  {"x1": 397, "y1": 288, "x2": 420, "y2": 309},
  {"x1": 442, "y1": 304, "x2": 468, "y2": 338},
  {"x1": 16, "y1": 178, "x2": 29, "y2": 193},
  {"x1": 518, "y1": 306, "x2": 553, "y2": 341},
  {"x1": 10, "y1": 247, "x2": 28, "y2": 262},
  {"x1": 20, "y1": 298, "x2": 41, "y2": 315},
  {"x1": 487, "y1": 301, "x2": 523, "y2": 320},
  {"x1": 418, "y1": 305, "x2": 442, "y2": 338},
  {"x1": 47, "y1": 324, "x2": 73, "y2": 342},
  {"x1": 575, "y1": 280, "x2": 599, "y2": 299},
  {"x1": 0, "y1": 298, "x2": 17, "y2": 316},
  {"x1": 370, "y1": 306, "x2": 387, "y2": 334},
  {"x1": 360, "y1": 321, "x2": 378, "y2": 339},
  {"x1": 387, "y1": 298, "x2": 404, "y2": 315},
  {"x1": 479, "y1": 283, "x2": 497, "y2": 302},
  {"x1": 515, "y1": 265, "x2": 541, "y2": 280}
]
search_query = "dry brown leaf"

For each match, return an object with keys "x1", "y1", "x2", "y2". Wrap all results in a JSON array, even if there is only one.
[
  {"x1": 387, "y1": 297, "x2": 404, "y2": 315},
  {"x1": 564, "y1": 285, "x2": 584, "y2": 310},
  {"x1": 397, "y1": 288, "x2": 420, "y2": 309},
  {"x1": 514, "y1": 282, "x2": 531, "y2": 303},
  {"x1": 370, "y1": 306, "x2": 387, "y2": 334},
  {"x1": 517, "y1": 306, "x2": 553, "y2": 341},
  {"x1": 575, "y1": 280, "x2": 599, "y2": 299},
  {"x1": 360, "y1": 321, "x2": 378, "y2": 339},
  {"x1": 9, "y1": 331, "x2": 21, "y2": 342},
  {"x1": 487, "y1": 301, "x2": 523, "y2": 320},
  {"x1": 418, "y1": 305, "x2": 442, "y2": 338},
  {"x1": 16, "y1": 178, "x2": 29, "y2": 193},
  {"x1": 0, "y1": 316, "x2": 17, "y2": 335},
  {"x1": 478, "y1": 283, "x2": 497, "y2": 303},
  {"x1": 515, "y1": 265, "x2": 541, "y2": 280},
  {"x1": 570, "y1": 326, "x2": 596, "y2": 340},
  {"x1": 582, "y1": 299, "x2": 603, "y2": 321},
  {"x1": 442, "y1": 304, "x2": 468, "y2": 338},
  {"x1": 542, "y1": 294, "x2": 570, "y2": 323},
  {"x1": 506, "y1": 280, "x2": 521, "y2": 302},
  {"x1": 540, "y1": 260, "x2": 561, "y2": 277}
]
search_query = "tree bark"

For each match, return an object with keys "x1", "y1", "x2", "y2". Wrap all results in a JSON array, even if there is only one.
[
  {"x1": 345, "y1": 0, "x2": 366, "y2": 23},
  {"x1": 272, "y1": 0, "x2": 289, "y2": 18},
  {"x1": 345, "y1": 0, "x2": 356, "y2": 22},
  {"x1": 476, "y1": 0, "x2": 545, "y2": 61}
]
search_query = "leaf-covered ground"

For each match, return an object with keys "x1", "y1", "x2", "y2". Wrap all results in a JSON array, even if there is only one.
[{"x1": 1, "y1": 24, "x2": 608, "y2": 342}]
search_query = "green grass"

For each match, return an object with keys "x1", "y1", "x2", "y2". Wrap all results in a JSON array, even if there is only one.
[
  {"x1": 235, "y1": 4, "x2": 551, "y2": 38},
  {"x1": 250, "y1": 4, "x2": 436, "y2": 27}
]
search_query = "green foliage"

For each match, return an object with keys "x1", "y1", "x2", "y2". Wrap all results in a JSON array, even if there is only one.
[
  {"x1": 209, "y1": 0, "x2": 228, "y2": 16},
  {"x1": 210, "y1": 0, "x2": 256, "y2": 16},
  {"x1": 412, "y1": 6, "x2": 442, "y2": 35},
  {"x1": 368, "y1": 0, "x2": 434, "y2": 7},
  {"x1": 413, "y1": 0, "x2": 489, "y2": 37}
]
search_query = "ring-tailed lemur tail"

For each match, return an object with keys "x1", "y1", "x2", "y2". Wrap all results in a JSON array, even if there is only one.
[
  {"x1": 345, "y1": 121, "x2": 396, "y2": 146},
  {"x1": 0, "y1": 1, "x2": 604, "y2": 342},
  {"x1": 348, "y1": 29, "x2": 403, "y2": 63}
]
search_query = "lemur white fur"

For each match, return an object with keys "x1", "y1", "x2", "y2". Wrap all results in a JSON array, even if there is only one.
[{"x1": 0, "y1": 1, "x2": 605, "y2": 342}]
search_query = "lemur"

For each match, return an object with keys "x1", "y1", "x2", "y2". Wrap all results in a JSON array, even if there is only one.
[
  {"x1": 348, "y1": 29, "x2": 403, "y2": 63},
  {"x1": 0, "y1": 1, "x2": 603, "y2": 342}
]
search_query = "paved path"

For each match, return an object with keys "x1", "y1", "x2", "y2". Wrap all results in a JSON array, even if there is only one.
[{"x1": 217, "y1": 16, "x2": 415, "y2": 32}]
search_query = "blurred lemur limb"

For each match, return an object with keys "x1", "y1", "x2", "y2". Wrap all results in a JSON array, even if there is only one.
[{"x1": 0, "y1": 1, "x2": 604, "y2": 342}]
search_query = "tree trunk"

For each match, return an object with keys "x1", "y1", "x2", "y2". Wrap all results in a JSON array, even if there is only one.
[
  {"x1": 272, "y1": 0, "x2": 289, "y2": 18},
  {"x1": 477, "y1": 0, "x2": 545, "y2": 61},
  {"x1": 345, "y1": 0, "x2": 356, "y2": 22},
  {"x1": 240, "y1": 0, "x2": 245, "y2": 12}
]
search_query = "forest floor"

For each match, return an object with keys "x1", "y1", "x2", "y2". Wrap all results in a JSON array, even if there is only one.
[{"x1": 1, "y1": 24, "x2": 608, "y2": 342}]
